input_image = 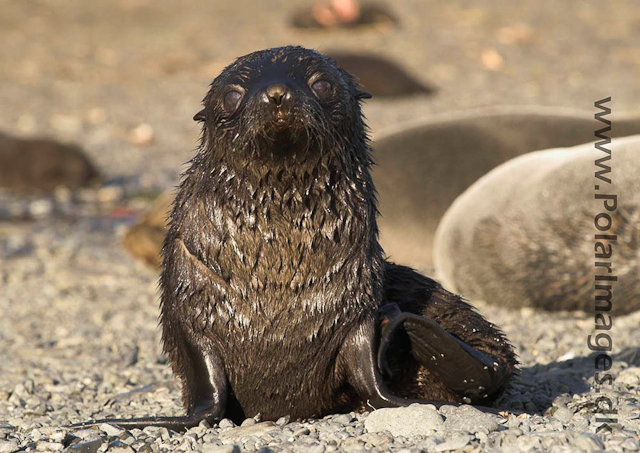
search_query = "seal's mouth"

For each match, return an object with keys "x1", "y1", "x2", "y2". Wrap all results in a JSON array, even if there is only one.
[{"x1": 267, "y1": 107, "x2": 296, "y2": 132}]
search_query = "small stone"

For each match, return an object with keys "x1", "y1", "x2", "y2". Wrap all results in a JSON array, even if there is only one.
[
  {"x1": 74, "y1": 428, "x2": 104, "y2": 441},
  {"x1": 106, "y1": 442, "x2": 134, "y2": 453},
  {"x1": 201, "y1": 445, "x2": 241, "y2": 453},
  {"x1": 516, "y1": 436, "x2": 542, "y2": 450},
  {"x1": 0, "y1": 440, "x2": 19, "y2": 453},
  {"x1": 241, "y1": 418, "x2": 256, "y2": 427},
  {"x1": 621, "y1": 438, "x2": 639, "y2": 451},
  {"x1": 36, "y1": 441, "x2": 64, "y2": 451},
  {"x1": 199, "y1": 419, "x2": 212, "y2": 429},
  {"x1": 356, "y1": 432, "x2": 391, "y2": 446},
  {"x1": 29, "y1": 200, "x2": 53, "y2": 217},
  {"x1": 202, "y1": 434, "x2": 219, "y2": 443},
  {"x1": 67, "y1": 438, "x2": 105, "y2": 453},
  {"x1": 98, "y1": 423, "x2": 125, "y2": 437},
  {"x1": 552, "y1": 406, "x2": 573, "y2": 423},
  {"x1": 293, "y1": 427, "x2": 310, "y2": 437},
  {"x1": 158, "y1": 428, "x2": 171, "y2": 441},
  {"x1": 480, "y1": 48, "x2": 504, "y2": 71},
  {"x1": 333, "y1": 414, "x2": 354, "y2": 425},
  {"x1": 218, "y1": 419, "x2": 236, "y2": 430},
  {"x1": 218, "y1": 422, "x2": 280, "y2": 443},
  {"x1": 98, "y1": 186, "x2": 123, "y2": 203},
  {"x1": 617, "y1": 367, "x2": 640, "y2": 386},
  {"x1": 434, "y1": 435, "x2": 473, "y2": 451},
  {"x1": 574, "y1": 433, "x2": 605, "y2": 450},
  {"x1": 276, "y1": 416, "x2": 290, "y2": 426},
  {"x1": 129, "y1": 124, "x2": 154, "y2": 146},
  {"x1": 443, "y1": 405, "x2": 499, "y2": 434},
  {"x1": 364, "y1": 404, "x2": 444, "y2": 437}
]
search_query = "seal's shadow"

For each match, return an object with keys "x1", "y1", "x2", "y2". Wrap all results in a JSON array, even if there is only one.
[{"x1": 499, "y1": 347, "x2": 640, "y2": 413}]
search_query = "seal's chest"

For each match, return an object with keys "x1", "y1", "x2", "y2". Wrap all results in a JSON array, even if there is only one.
[{"x1": 225, "y1": 327, "x2": 345, "y2": 419}]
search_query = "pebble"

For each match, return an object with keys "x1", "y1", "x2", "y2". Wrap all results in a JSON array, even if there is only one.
[
  {"x1": 218, "y1": 422, "x2": 280, "y2": 443},
  {"x1": 574, "y1": 433, "x2": 606, "y2": 450},
  {"x1": 98, "y1": 423, "x2": 125, "y2": 437},
  {"x1": 106, "y1": 443, "x2": 134, "y2": 453},
  {"x1": 355, "y1": 432, "x2": 391, "y2": 446},
  {"x1": 67, "y1": 438, "x2": 105, "y2": 453},
  {"x1": 332, "y1": 414, "x2": 354, "y2": 425},
  {"x1": 433, "y1": 434, "x2": 474, "y2": 452},
  {"x1": 364, "y1": 404, "x2": 444, "y2": 437},
  {"x1": 35, "y1": 441, "x2": 64, "y2": 451},
  {"x1": 129, "y1": 124, "x2": 154, "y2": 146},
  {"x1": 552, "y1": 406, "x2": 574, "y2": 423},
  {"x1": 442, "y1": 405, "x2": 499, "y2": 433},
  {"x1": 0, "y1": 440, "x2": 19, "y2": 453},
  {"x1": 201, "y1": 445, "x2": 241, "y2": 453},
  {"x1": 218, "y1": 419, "x2": 236, "y2": 430},
  {"x1": 276, "y1": 416, "x2": 290, "y2": 426}
]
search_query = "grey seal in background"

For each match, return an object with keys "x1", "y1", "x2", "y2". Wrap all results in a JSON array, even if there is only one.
[
  {"x1": 374, "y1": 107, "x2": 640, "y2": 270},
  {"x1": 434, "y1": 134, "x2": 640, "y2": 315}
]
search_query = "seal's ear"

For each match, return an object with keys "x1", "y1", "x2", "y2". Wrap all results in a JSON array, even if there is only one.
[
  {"x1": 355, "y1": 90, "x2": 372, "y2": 100},
  {"x1": 193, "y1": 109, "x2": 207, "y2": 122}
]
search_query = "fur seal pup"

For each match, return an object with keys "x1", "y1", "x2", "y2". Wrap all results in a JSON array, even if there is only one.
[
  {"x1": 72, "y1": 46, "x2": 516, "y2": 431},
  {"x1": 434, "y1": 135, "x2": 640, "y2": 315}
]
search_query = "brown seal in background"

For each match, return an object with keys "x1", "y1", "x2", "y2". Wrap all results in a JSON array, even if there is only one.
[{"x1": 123, "y1": 108, "x2": 640, "y2": 270}]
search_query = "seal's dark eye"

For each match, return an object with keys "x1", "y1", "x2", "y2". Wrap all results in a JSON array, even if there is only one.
[
  {"x1": 223, "y1": 90, "x2": 243, "y2": 112},
  {"x1": 311, "y1": 80, "x2": 332, "y2": 99}
]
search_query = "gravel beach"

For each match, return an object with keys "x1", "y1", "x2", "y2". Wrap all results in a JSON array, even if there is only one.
[{"x1": 1, "y1": 0, "x2": 639, "y2": 451}]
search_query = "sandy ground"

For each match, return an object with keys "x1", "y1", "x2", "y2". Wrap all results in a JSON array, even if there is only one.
[{"x1": 0, "y1": 0, "x2": 639, "y2": 451}]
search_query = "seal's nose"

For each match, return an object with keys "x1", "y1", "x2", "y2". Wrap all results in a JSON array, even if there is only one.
[{"x1": 264, "y1": 83, "x2": 291, "y2": 106}]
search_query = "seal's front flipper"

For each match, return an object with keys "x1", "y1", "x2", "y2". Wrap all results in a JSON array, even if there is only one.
[
  {"x1": 378, "y1": 303, "x2": 506, "y2": 399},
  {"x1": 67, "y1": 406, "x2": 222, "y2": 432},
  {"x1": 68, "y1": 338, "x2": 229, "y2": 432}
]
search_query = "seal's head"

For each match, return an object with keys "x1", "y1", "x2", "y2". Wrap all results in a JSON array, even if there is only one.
[{"x1": 195, "y1": 46, "x2": 371, "y2": 162}]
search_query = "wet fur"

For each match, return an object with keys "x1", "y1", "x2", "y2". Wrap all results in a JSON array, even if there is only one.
[{"x1": 159, "y1": 46, "x2": 516, "y2": 423}]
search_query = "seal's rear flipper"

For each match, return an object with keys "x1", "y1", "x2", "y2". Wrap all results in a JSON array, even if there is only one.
[
  {"x1": 378, "y1": 303, "x2": 506, "y2": 399},
  {"x1": 343, "y1": 315, "x2": 507, "y2": 416}
]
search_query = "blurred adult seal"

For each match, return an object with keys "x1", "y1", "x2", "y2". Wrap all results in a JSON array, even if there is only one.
[
  {"x1": 73, "y1": 46, "x2": 516, "y2": 431},
  {"x1": 0, "y1": 133, "x2": 100, "y2": 192},
  {"x1": 123, "y1": 107, "x2": 640, "y2": 270},
  {"x1": 434, "y1": 135, "x2": 640, "y2": 315},
  {"x1": 373, "y1": 108, "x2": 640, "y2": 270}
]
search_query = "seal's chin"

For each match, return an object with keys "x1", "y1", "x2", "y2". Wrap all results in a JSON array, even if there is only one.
[{"x1": 267, "y1": 109, "x2": 295, "y2": 132}]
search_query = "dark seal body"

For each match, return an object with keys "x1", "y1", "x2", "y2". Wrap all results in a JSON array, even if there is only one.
[{"x1": 157, "y1": 46, "x2": 516, "y2": 424}]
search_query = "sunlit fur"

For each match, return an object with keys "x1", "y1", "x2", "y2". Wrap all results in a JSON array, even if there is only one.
[{"x1": 159, "y1": 46, "x2": 517, "y2": 423}]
